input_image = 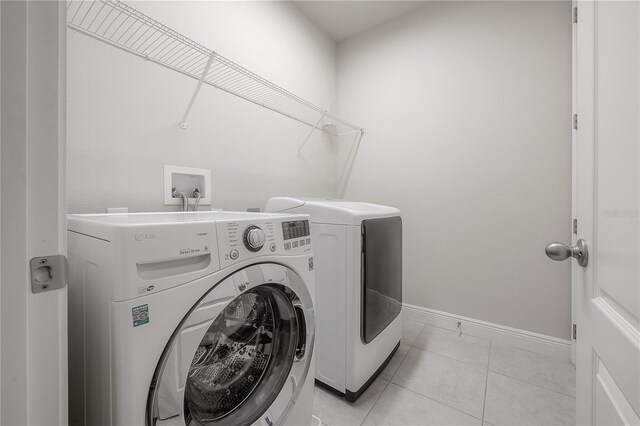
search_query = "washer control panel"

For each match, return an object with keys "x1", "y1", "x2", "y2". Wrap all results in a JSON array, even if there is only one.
[
  {"x1": 217, "y1": 216, "x2": 312, "y2": 267},
  {"x1": 281, "y1": 219, "x2": 311, "y2": 252},
  {"x1": 243, "y1": 225, "x2": 267, "y2": 251}
]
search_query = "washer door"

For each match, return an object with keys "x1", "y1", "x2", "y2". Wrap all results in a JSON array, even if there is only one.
[{"x1": 147, "y1": 263, "x2": 314, "y2": 426}]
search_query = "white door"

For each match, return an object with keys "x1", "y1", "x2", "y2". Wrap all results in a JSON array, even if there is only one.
[
  {"x1": 0, "y1": 1, "x2": 68, "y2": 424},
  {"x1": 575, "y1": 1, "x2": 639, "y2": 424}
]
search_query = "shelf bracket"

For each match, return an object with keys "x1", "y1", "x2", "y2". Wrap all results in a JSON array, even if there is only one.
[
  {"x1": 180, "y1": 53, "x2": 215, "y2": 129},
  {"x1": 297, "y1": 111, "x2": 328, "y2": 155}
]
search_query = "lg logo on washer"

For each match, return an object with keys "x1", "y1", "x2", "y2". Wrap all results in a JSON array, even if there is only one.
[
  {"x1": 134, "y1": 231, "x2": 156, "y2": 241},
  {"x1": 137, "y1": 284, "x2": 155, "y2": 295}
]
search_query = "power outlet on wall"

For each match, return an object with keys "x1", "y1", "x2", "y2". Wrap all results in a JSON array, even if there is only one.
[{"x1": 163, "y1": 165, "x2": 212, "y2": 206}]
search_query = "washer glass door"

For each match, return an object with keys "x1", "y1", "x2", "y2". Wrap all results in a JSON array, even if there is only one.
[{"x1": 148, "y1": 264, "x2": 313, "y2": 426}]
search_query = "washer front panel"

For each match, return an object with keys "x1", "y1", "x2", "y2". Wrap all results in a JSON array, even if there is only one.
[{"x1": 147, "y1": 263, "x2": 314, "y2": 426}]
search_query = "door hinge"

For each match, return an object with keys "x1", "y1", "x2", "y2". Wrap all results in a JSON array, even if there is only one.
[
  {"x1": 573, "y1": 218, "x2": 578, "y2": 234},
  {"x1": 573, "y1": 323, "x2": 577, "y2": 339},
  {"x1": 30, "y1": 255, "x2": 68, "y2": 294},
  {"x1": 573, "y1": 114, "x2": 578, "y2": 130},
  {"x1": 573, "y1": 7, "x2": 578, "y2": 24}
]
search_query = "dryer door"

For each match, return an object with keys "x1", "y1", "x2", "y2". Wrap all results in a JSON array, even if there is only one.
[
  {"x1": 361, "y1": 216, "x2": 403, "y2": 343},
  {"x1": 147, "y1": 263, "x2": 314, "y2": 426}
]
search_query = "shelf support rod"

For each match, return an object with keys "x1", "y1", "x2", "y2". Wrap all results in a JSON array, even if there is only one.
[
  {"x1": 297, "y1": 111, "x2": 328, "y2": 155},
  {"x1": 337, "y1": 129, "x2": 365, "y2": 196},
  {"x1": 180, "y1": 53, "x2": 215, "y2": 129}
]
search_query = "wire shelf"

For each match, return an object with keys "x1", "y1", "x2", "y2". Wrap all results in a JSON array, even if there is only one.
[{"x1": 67, "y1": 0, "x2": 363, "y2": 137}]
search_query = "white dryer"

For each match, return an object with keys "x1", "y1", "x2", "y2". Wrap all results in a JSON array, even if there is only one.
[
  {"x1": 67, "y1": 211, "x2": 316, "y2": 426},
  {"x1": 265, "y1": 198, "x2": 402, "y2": 401}
]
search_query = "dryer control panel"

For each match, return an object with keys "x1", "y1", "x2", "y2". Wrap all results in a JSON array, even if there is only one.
[{"x1": 216, "y1": 216, "x2": 312, "y2": 268}]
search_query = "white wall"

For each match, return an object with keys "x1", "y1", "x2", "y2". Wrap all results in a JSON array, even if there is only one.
[
  {"x1": 67, "y1": 1, "x2": 337, "y2": 213},
  {"x1": 69, "y1": 0, "x2": 573, "y2": 340},
  {"x1": 337, "y1": 1, "x2": 573, "y2": 339}
]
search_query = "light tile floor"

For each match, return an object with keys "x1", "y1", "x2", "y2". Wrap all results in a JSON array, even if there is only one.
[{"x1": 313, "y1": 320, "x2": 576, "y2": 426}]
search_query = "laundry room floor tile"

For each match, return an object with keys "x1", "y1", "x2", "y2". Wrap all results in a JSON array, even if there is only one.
[
  {"x1": 313, "y1": 331, "x2": 577, "y2": 426},
  {"x1": 312, "y1": 378, "x2": 388, "y2": 426},
  {"x1": 413, "y1": 325, "x2": 491, "y2": 368},
  {"x1": 390, "y1": 347, "x2": 487, "y2": 418},
  {"x1": 484, "y1": 372, "x2": 575, "y2": 425},
  {"x1": 362, "y1": 383, "x2": 481, "y2": 426},
  {"x1": 378, "y1": 343, "x2": 410, "y2": 381},
  {"x1": 489, "y1": 343, "x2": 576, "y2": 397},
  {"x1": 400, "y1": 319, "x2": 425, "y2": 345}
]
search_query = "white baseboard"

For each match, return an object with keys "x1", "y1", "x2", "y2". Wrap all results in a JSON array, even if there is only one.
[{"x1": 402, "y1": 303, "x2": 572, "y2": 360}]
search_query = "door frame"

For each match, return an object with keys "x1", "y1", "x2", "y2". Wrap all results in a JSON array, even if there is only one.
[
  {"x1": 0, "y1": 1, "x2": 67, "y2": 424},
  {"x1": 570, "y1": 0, "x2": 578, "y2": 367}
]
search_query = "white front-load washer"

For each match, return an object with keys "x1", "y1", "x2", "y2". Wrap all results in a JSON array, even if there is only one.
[
  {"x1": 265, "y1": 198, "x2": 402, "y2": 402},
  {"x1": 67, "y1": 211, "x2": 316, "y2": 426}
]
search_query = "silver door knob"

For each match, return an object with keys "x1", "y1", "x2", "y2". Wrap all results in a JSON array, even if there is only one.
[{"x1": 545, "y1": 239, "x2": 588, "y2": 267}]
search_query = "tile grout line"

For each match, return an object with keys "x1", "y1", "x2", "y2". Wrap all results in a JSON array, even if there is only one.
[
  {"x1": 400, "y1": 321, "x2": 576, "y2": 425},
  {"x1": 410, "y1": 320, "x2": 569, "y2": 360},
  {"x1": 408, "y1": 322, "x2": 492, "y2": 369},
  {"x1": 361, "y1": 341, "x2": 414, "y2": 425},
  {"x1": 489, "y1": 338, "x2": 574, "y2": 358},
  {"x1": 408, "y1": 344, "x2": 489, "y2": 371},
  {"x1": 360, "y1": 340, "x2": 486, "y2": 425},
  {"x1": 481, "y1": 341, "x2": 492, "y2": 423},
  {"x1": 409, "y1": 322, "x2": 575, "y2": 397},
  {"x1": 360, "y1": 337, "x2": 413, "y2": 426},
  {"x1": 411, "y1": 323, "x2": 426, "y2": 347},
  {"x1": 400, "y1": 325, "x2": 489, "y2": 422},
  {"x1": 388, "y1": 381, "x2": 484, "y2": 422},
  {"x1": 489, "y1": 370, "x2": 577, "y2": 399},
  {"x1": 424, "y1": 322, "x2": 492, "y2": 344},
  {"x1": 387, "y1": 345, "x2": 411, "y2": 382},
  {"x1": 407, "y1": 321, "x2": 492, "y2": 344},
  {"x1": 359, "y1": 379, "x2": 391, "y2": 426},
  {"x1": 487, "y1": 342, "x2": 576, "y2": 395}
]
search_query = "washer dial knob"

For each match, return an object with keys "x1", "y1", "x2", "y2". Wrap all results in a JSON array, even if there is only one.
[{"x1": 243, "y1": 226, "x2": 266, "y2": 252}]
